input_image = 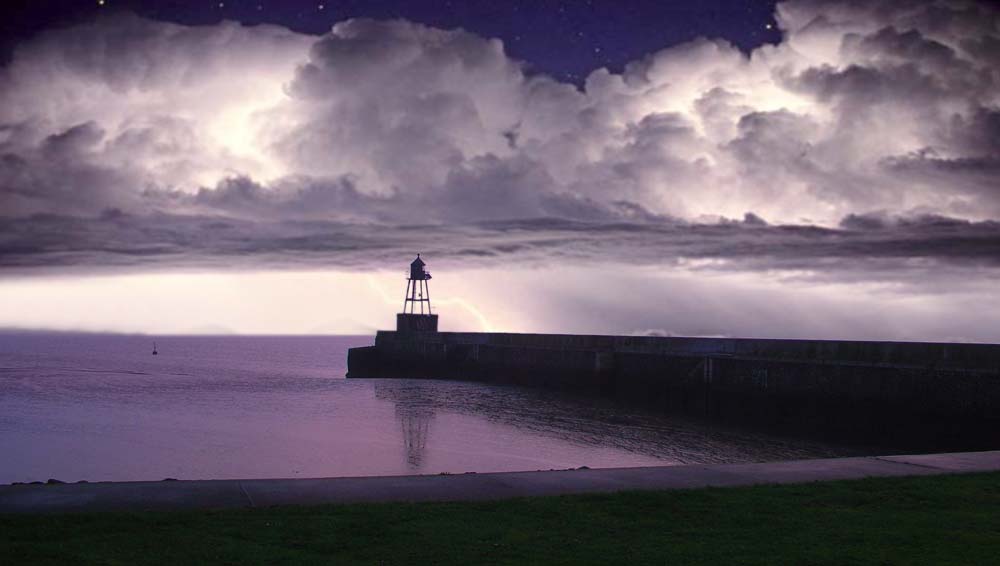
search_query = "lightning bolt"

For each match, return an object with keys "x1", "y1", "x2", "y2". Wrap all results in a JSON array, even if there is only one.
[{"x1": 365, "y1": 274, "x2": 493, "y2": 332}]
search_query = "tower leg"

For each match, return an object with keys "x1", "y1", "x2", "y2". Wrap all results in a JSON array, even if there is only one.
[
  {"x1": 403, "y1": 280, "x2": 411, "y2": 313},
  {"x1": 423, "y1": 279, "x2": 432, "y2": 314}
]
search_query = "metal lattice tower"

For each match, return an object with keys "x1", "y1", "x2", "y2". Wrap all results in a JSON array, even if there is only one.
[{"x1": 403, "y1": 254, "x2": 432, "y2": 315}]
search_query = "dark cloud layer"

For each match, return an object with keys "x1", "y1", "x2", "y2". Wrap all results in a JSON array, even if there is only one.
[
  {"x1": 0, "y1": 0, "x2": 998, "y2": 277},
  {"x1": 2, "y1": 211, "x2": 997, "y2": 284}
]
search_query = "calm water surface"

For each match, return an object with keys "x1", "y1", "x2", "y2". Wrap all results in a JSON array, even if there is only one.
[{"x1": 0, "y1": 333, "x2": 872, "y2": 483}]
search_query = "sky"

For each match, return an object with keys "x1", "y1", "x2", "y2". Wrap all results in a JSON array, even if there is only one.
[{"x1": 0, "y1": 0, "x2": 998, "y2": 341}]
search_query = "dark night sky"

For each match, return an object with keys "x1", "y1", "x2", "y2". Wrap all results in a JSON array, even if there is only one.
[{"x1": 0, "y1": 0, "x2": 782, "y2": 81}]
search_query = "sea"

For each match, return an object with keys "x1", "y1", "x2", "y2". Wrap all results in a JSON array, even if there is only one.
[{"x1": 0, "y1": 333, "x2": 874, "y2": 484}]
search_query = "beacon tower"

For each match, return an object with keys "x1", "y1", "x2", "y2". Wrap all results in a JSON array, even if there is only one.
[{"x1": 397, "y1": 254, "x2": 438, "y2": 332}]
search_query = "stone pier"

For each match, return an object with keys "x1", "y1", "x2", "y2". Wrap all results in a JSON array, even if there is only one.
[{"x1": 348, "y1": 331, "x2": 1000, "y2": 450}]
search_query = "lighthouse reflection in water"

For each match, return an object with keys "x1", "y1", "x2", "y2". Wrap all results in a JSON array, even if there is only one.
[{"x1": 378, "y1": 381, "x2": 435, "y2": 469}]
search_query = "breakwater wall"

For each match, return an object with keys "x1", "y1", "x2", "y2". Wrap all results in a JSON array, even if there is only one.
[{"x1": 347, "y1": 331, "x2": 1000, "y2": 450}]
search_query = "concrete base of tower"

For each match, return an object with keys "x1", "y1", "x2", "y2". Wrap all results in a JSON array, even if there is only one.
[{"x1": 396, "y1": 313, "x2": 438, "y2": 333}]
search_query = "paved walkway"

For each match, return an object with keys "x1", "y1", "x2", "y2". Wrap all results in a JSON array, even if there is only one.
[{"x1": 2, "y1": 450, "x2": 998, "y2": 514}]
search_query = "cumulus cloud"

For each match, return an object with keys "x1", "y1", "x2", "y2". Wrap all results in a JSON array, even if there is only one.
[{"x1": 0, "y1": 0, "x2": 998, "y2": 274}]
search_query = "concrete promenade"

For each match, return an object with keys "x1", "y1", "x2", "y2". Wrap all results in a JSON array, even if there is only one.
[{"x1": 2, "y1": 450, "x2": 998, "y2": 514}]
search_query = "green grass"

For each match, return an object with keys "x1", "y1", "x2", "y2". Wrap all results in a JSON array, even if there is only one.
[{"x1": 3, "y1": 472, "x2": 1000, "y2": 565}]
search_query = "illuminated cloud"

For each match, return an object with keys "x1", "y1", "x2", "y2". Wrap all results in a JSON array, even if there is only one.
[{"x1": 0, "y1": 0, "x2": 996, "y2": 274}]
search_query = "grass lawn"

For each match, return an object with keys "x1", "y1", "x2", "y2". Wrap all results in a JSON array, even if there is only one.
[{"x1": 2, "y1": 472, "x2": 999, "y2": 565}]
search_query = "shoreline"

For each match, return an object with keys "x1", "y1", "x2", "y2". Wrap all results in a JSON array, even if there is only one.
[{"x1": 2, "y1": 449, "x2": 998, "y2": 514}]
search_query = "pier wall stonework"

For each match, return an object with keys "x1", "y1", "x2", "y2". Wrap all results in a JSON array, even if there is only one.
[{"x1": 346, "y1": 331, "x2": 1000, "y2": 449}]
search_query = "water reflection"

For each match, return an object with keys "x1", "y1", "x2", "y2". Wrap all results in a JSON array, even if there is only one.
[
  {"x1": 383, "y1": 381, "x2": 435, "y2": 470},
  {"x1": 373, "y1": 378, "x2": 877, "y2": 467},
  {"x1": 1, "y1": 334, "x2": 879, "y2": 484}
]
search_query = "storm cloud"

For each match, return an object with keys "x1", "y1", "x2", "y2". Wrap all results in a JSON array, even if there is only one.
[
  {"x1": 2, "y1": 211, "x2": 998, "y2": 293},
  {"x1": 0, "y1": 0, "x2": 998, "y2": 274}
]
